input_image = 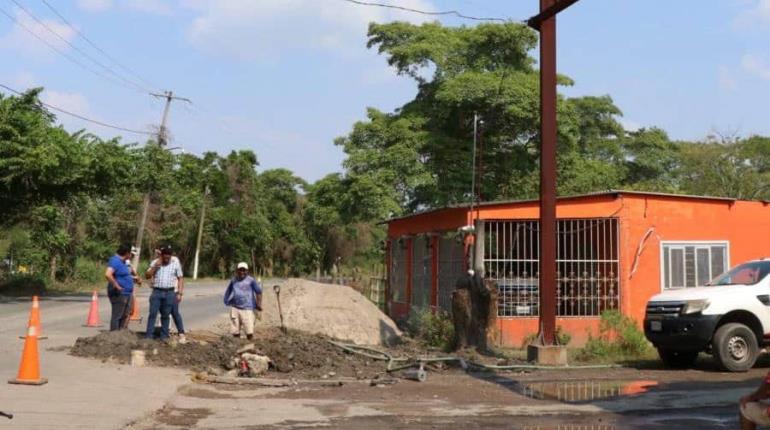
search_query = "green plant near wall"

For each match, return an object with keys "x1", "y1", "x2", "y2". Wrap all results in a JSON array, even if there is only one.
[
  {"x1": 405, "y1": 308, "x2": 455, "y2": 351},
  {"x1": 520, "y1": 326, "x2": 572, "y2": 349},
  {"x1": 576, "y1": 310, "x2": 652, "y2": 362}
]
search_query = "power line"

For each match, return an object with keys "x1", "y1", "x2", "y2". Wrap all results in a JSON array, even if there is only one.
[
  {"x1": 0, "y1": 82, "x2": 155, "y2": 136},
  {"x1": 338, "y1": 0, "x2": 508, "y2": 22},
  {"x1": 38, "y1": 0, "x2": 160, "y2": 93},
  {"x1": 0, "y1": 5, "x2": 142, "y2": 93},
  {"x1": 7, "y1": 0, "x2": 151, "y2": 94}
]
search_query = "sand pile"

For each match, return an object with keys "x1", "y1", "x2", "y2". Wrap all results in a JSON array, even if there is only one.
[{"x1": 259, "y1": 278, "x2": 401, "y2": 346}]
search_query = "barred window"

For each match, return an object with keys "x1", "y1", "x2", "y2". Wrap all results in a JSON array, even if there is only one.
[
  {"x1": 411, "y1": 235, "x2": 432, "y2": 308},
  {"x1": 389, "y1": 239, "x2": 408, "y2": 303},
  {"x1": 661, "y1": 242, "x2": 728, "y2": 289},
  {"x1": 484, "y1": 218, "x2": 620, "y2": 318},
  {"x1": 437, "y1": 234, "x2": 466, "y2": 312}
]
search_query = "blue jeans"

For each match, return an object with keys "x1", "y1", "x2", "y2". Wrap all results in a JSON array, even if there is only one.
[
  {"x1": 146, "y1": 289, "x2": 175, "y2": 339},
  {"x1": 171, "y1": 300, "x2": 185, "y2": 334}
]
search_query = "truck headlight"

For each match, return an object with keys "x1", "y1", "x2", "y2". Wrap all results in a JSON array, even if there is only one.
[{"x1": 681, "y1": 299, "x2": 710, "y2": 315}]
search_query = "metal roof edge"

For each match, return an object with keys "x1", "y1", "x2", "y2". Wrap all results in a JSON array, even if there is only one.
[{"x1": 381, "y1": 190, "x2": 743, "y2": 224}]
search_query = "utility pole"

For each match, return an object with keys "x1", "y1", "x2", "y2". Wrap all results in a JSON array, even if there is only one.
[
  {"x1": 527, "y1": 0, "x2": 580, "y2": 348},
  {"x1": 192, "y1": 185, "x2": 210, "y2": 280},
  {"x1": 132, "y1": 91, "x2": 191, "y2": 269}
]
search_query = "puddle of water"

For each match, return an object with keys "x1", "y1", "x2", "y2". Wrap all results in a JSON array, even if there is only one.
[{"x1": 516, "y1": 380, "x2": 659, "y2": 404}]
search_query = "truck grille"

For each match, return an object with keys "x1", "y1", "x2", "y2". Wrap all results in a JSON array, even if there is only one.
[{"x1": 646, "y1": 301, "x2": 685, "y2": 318}]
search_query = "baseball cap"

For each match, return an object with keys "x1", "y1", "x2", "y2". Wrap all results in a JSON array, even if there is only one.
[
  {"x1": 130, "y1": 246, "x2": 139, "y2": 256},
  {"x1": 160, "y1": 245, "x2": 173, "y2": 255},
  {"x1": 237, "y1": 262, "x2": 248, "y2": 270}
]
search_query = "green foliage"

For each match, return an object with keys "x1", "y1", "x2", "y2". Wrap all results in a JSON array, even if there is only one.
[
  {"x1": 0, "y1": 274, "x2": 49, "y2": 296},
  {"x1": 405, "y1": 308, "x2": 455, "y2": 350},
  {"x1": 73, "y1": 257, "x2": 103, "y2": 284},
  {"x1": 3, "y1": 22, "x2": 770, "y2": 293},
  {"x1": 521, "y1": 326, "x2": 571, "y2": 349},
  {"x1": 576, "y1": 310, "x2": 652, "y2": 362}
]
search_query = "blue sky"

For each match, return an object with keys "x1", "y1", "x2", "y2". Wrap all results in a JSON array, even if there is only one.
[{"x1": 1, "y1": 0, "x2": 769, "y2": 182}]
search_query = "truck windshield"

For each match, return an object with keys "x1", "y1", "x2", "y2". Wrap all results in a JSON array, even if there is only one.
[{"x1": 710, "y1": 261, "x2": 770, "y2": 286}]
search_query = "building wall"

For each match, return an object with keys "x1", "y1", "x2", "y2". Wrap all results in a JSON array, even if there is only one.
[{"x1": 386, "y1": 193, "x2": 770, "y2": 347}]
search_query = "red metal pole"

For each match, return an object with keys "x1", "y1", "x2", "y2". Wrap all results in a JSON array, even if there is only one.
[{"x1": 538, "y1": 0, "x2": 558, "y2": 346}]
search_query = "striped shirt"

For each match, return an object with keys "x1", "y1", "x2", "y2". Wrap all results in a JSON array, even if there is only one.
[{"x1": 148, "y1": 257, "x2": 183, "y2": 290}]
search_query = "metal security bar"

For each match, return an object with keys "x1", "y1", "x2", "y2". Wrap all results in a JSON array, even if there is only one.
[
  {"x1": 411, "y1": 235, "x2": 431, "y2": 308},
  {"x1": 389, "y1": 239, "x2": 408, "y2": 303},
  {"x1": 484, "y1": 218, "x2": 620, "y2": 317},
  {"x1": 437, "y1": 234, "x2": 466, "y2": 311}
]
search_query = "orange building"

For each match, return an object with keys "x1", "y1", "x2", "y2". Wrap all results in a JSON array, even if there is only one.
[{"x1": 385, "y1": 190, "x2": 770, "y2": 347}]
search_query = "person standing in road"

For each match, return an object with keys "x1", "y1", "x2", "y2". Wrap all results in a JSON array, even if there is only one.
[
  {"x1": 120, "y1": 247, "x2": 142, "y2": 329},
  {"x1": 105, "y1": 244, "x2": 134, "y2": 331},
  {"x1": 145, "y1": 245, "x2": 184, "y2": 341},
  {"x1": 150, "y1": 247, "x2": 187, "y2": 343},
  {"x1": 223, "y1": 262, "x2": 262, "y2": 340}
]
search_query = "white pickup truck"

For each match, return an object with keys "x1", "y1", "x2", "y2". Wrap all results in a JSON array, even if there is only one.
[{"x1": 644, "y1": 259, "x2": 770, "y2": 372}]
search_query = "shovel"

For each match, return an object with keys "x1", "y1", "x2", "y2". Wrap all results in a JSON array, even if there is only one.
[
  {"x1": 0, "y1": 411, "x2": 12, "y2": 420},
  {"x1": 273, "y1": 285, "x2": 287, "y2": 334}
]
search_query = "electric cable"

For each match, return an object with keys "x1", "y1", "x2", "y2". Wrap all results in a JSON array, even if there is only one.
[
  {"x1": 8, "y1": 0, "x2": 151, "y2": 93},
  {"x1": 0, "y1": 82, "x2": 155, "y2": 136}
]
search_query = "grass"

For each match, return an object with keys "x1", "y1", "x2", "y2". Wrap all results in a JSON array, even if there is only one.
[{"x1": 0, "y1": 273, "x2": 102, "y2": 297}]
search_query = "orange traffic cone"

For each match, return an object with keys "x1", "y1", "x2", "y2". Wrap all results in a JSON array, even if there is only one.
[
  {"x1": 20, "y1": 296, "x2": 47, "y2": 340},
  {"x1": 8, "y1": 325, "x2": 48, "y2": 385},
  {"x1": 83, "y1": 290, "x2": 103, "y2": 328},
  {"x1": 129, "y1": 294, "x2": 142, "y2": 322}
]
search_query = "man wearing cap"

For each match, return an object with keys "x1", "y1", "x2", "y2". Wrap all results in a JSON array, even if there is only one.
[
  {"x1": 150, "y1": 247, "x2": 187, "y2": 343},
  {"x1": 145, "y1": 246, "x2": 184, "y2": 341},
  {"x1": 223, "y1": 262, "x2": 262, "y2": 340}
]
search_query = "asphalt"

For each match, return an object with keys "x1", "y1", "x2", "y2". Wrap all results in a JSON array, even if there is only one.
[{"x1": 0, "y1": 281, "x2": 230, "y2": 430}]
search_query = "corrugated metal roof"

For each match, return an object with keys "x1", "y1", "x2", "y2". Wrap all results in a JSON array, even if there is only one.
[{"x1": 383, "y1": 190, "x2": 740, "y2": 224}]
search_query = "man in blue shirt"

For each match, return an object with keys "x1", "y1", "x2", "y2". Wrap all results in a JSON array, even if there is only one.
[
  {"x1": 223, "y1": 262, "x2": 262, "y2": 340},
  {"x1": 105, "y1": 244, "x2": 134, "y2": 331}
]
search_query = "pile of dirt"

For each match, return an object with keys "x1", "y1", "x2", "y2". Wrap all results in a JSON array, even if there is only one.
[
  {"x1": 71, "y1": 328, "x2": 422, "y2": 379},
  {"x1": 71, "y1": 330, "x2": 241, "y2": 370},
  {"x1": 260, "y1": 278, "x2": 401, "y2": 346}
]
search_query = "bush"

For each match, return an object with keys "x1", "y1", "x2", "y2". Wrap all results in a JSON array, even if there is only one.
[
  {"x1": 576, "y1": 310, "x2": 652, "y2": 362},
  {"x1": 521, "y1": 326, "x2": 572, "y2": 349},
  {"x1": 0, "y1": 274, "x2": 49, "y2": 296},
  {"x1": 405, "y1": 308, "x2": 455, "y2": 351},
  {"x1": 73, "y1": 258, "x2": 104, "y2": 284}
]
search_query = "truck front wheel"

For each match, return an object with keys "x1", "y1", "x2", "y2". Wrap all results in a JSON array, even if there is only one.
[
  {"x1": 657, "y1": 348, "x2": 698, "y2": 368},
  {"x1": 712, "y1": 322, "x2": 758, "y2": 372}
]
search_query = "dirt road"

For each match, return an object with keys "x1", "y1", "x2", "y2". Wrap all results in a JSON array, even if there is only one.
[
  {"x1": 125, "y1": 360, "x2": 766, "y2": 429},
  {"x1": 1, "y1": 282, "x2": 765, "y2": 429}
]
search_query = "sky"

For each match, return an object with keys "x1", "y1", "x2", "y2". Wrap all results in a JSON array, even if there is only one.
[{"x1": 1, "y1": 0, "x2": 769, "y2": 182}]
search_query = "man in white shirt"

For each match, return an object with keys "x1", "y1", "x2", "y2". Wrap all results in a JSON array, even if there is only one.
[{"x1": 145, "y1": 245, "x2": 184, "y2": 341}]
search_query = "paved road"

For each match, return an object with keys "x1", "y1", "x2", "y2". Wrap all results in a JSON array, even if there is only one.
[{"x1": 0, "y1": 281, "x2": 229, "y2": 430}]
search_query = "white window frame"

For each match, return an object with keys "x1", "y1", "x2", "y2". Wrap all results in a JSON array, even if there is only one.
[{"x1": 659, "y1": 241, "x2": 730, "y2": 291}]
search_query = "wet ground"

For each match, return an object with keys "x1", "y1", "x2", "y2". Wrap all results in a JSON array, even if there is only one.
[{"x1": 127, "y1": 366, "x2": 755, "y2": 429}]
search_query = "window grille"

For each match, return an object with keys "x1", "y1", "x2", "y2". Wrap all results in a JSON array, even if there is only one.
[
  {"x1": 411, "y1": 235, "x2": 432, "y2": 308},
  {"x1": 661, "y1": 242, "x2": 728, "y2": 289},
  {"x1": 437, "y1": 234, "x2": 466, "y2": 311},
  {"x1": 484, "y1": 218, "x2": 620, "y2": 317},
  {"x1": 389, "y1": 239, "x2": 408, "y2": 303}
]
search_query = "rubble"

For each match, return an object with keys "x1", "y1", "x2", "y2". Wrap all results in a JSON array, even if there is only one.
[{"x1": 70, "y1": 327, "x2": 423, "y2": 379}]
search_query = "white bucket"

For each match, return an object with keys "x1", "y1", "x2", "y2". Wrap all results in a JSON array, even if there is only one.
[{"x1": 130, "y1": 350, "x2": 146, "y2": 367}]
